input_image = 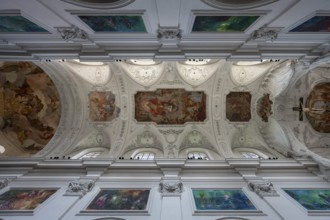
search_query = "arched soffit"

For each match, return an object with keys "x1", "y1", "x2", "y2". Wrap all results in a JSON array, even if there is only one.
[
  {"x1": 176, "y1": 59, "x2": 223, "y2": 87},
  {"x1": 120, "y1": 60, "x2": 164, "y2": 87},
  {"x1": 305, "y1": 82, "x2": 330, "y2": 133},
  {"x1": 179, "y1": 129, "x2": 217, "y2": 153},
  {"x1": 260, "y1": 60, "x2": 294, "y2": 98},
  {"x1": 123, "y1": 129, "x2": 164, "y2": 155},
  {"x1": 201, "y1": 0, "x2": 278, "y2": 10},
  {"x1": 230, "y1": 61, "x2": 276, "y2": 86},
  {"x1": 0, "y1": 62, "x2": 61, "y2": 157},
  {"x1": 62, "y1": 0, "x2": 135, "y2": 9},
  {"x1": 259, "y1": 118, "x2": 292, "y2": 155},
  {"x1": 65, "y1": 60, "x2": 111, "y2": 86},
  {"x1": 66, "y1": 128, "x2": 111, "y2": 156},
  {"x1": 230, "y1": 126, "x2": 268, "y2": 150}
]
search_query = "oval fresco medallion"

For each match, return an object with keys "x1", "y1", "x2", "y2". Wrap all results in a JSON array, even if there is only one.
[
  {"x1": 0, "y1": 62, "x2": 61, "y2": 156},
  {"x1": 305, "y1": 82, "x2": 330, "y2": 133}
]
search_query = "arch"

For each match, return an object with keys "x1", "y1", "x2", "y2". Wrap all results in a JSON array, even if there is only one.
[
  {"x1": 70, "y1": 147, "x2": 109, "y2": 159},
  {"x1": 233, "y1": 147, "x2": 269, "y2": 159}
]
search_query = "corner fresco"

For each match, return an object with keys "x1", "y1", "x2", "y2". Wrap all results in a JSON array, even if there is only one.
[
  {"x1": 134, "y1": 89, "x2": 206, "y2": 124},
  {"x1": 79, "y1": 15, "x2": 146, "y2": 32},
  {"x1": 305, "y1": 82, "x2": 330, "y2": 133},
  {"x1": 0, "y1": 16, "x2": 48, "y2": 32},
  {"x1": 192, "y1": 189, "x2": 256, "y2": 211},
  {"x1": 290, "y1": 16, "x2": 330, "y2": 32},
  {"x1": 86, "y1": 189, "x2": 150, "y2": 210},
  {"x1": 226, "y1": 92, "x2": 251, "y2": 122},
  {"x1": 89, "y1": 91, "x2": 120, "y2": 122},
  {"x1": 257, "y1": 93, "x2": 273, "y2": 122},
  {"x1": 192, "y1": 16, "x2": 259, "y2": 32},
  {"x1": 0, "y1": 189, "x2": 57, "y2": 211},
  {"x1": 284, "y1": 189, "x2": 330, "y2": 210},
  {"x1": 0, "y1": 62, "x2": 61, "y2": 155}
]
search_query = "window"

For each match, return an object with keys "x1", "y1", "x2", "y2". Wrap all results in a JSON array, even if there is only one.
[
  {"x1": 241, "y1": 152, "x2": 260, "y2": 159},
  {"x1": 134, "y1": 152, "x2": 155, "y2": 160},
  {"x1": 187, "y1": 152, "x2": 209, "y2": 160},
  {"x1": 79, "y1": 151, "x2": 102, "y2": 159}
]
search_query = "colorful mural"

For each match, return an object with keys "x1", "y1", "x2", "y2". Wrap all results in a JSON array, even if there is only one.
[
  {"x1": 257, "y1": 93, "x2": 273, "y2": 122},
  {"x1": 226, "y1": 92, "x2": 251, "y2": 122},
  {"x1": 0, "y1": 62, "x2": 61, "y2": 155},
  {"x1": 0, "y1": 189, "x2": 56, "y2": 211},
  {"x1": 86, "y1": 189, "x2": 150, "y2": 210},
  {"x1": 305, "y1": 82, "x2": 330, "y2": 133},
  {"x1": 284, "y1": 189, "x2": 330, "y2": 210},
  {"x1": 89, "y1": 91, "x2": 120, "y2": 122},
  {"x1": 290, "y1": 16, "x2": 330, "y2": 32},
  {"x1": 192, "y1": 16, "x2": 259, "y2": 32},
  {"x1": 0, "y1": 16, "x2": 47, "y2": 32},
  {"x1": 79, "y1": 15, "x2": 146, "y2": 32},
  {"x1": 135, "y1": 89, "x2": 206, "y2": 124},
  {"x1": 192, "y1": 189, "x2": 256, "y2": 210}
]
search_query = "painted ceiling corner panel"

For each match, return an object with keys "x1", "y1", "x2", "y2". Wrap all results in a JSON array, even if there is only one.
[
  {"x1": 0, "y1": 16, "x2": 48, "y2": 33},
  {"x1": 192, "y1": 15, "x2": 259, "y2": 32},
  {"x1": 290, "y1": 16, "x2": 330, "y2": 32},
  {"x1": 135, "y1": 89, "x2": 206, "y2": 124},
  {"x1": 79, "y1": 15, "x2": 146, "y2": 32}
]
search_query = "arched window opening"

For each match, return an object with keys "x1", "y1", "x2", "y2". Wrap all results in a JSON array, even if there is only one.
[
  {"x1": 79, "y1": 151, "x2": 102, "y2": 159},
  {"x1": 187, "y1": 152, "x2": 209, "y2": 160},
  {"x1": 134, "y1": 152, "x2": 155, "y2": 160},
  {"x1": 241, "y1": 152, "x2": 260, "y2": 159}
]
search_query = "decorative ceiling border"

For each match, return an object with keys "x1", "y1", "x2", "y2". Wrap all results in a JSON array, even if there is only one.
[{"x1": 62, "y1": 0, "x2": 135, "y2": 9}]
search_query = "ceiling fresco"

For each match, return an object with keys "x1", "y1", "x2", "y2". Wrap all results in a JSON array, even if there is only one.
[
  {"x1": 134, "y1": 89, "x2": 206, "y2": 124},
  {"x1": 226, "y1": 92, "x2": 251, "y2": 122},
  {"x1": 0, "y1": 62, "x2": 61, "y2": 155},
  {"x1": 89, "y1": 91, "x2": 120, "y2": 122},
  {"x1": 305, "y1": 82, "x2": 330, "y2": 133}
]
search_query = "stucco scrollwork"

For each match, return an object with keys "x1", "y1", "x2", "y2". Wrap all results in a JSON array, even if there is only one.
[
  {"x1": 248, "y1": 180, "x2": 278, "y2": 197},
  {"x1": 157, "y1": 27, "x2": 182, "y2": 40},
  {"x1": 56, "y1": 25, "x2": 88, "y2": 41},
  {"x1": 159, "y1": 180, "x2": 183, "y2": 194},
  {"x1": 0, "y1": 178, "x2": 9, "y2": 190},
  {"x1": 66, "y1": 180, "x2": 94, "y2": 196}
]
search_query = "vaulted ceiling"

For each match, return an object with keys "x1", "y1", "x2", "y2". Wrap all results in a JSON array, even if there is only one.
[{"x1": 0, "y1": 0, "x2": 329, "y2": 164}]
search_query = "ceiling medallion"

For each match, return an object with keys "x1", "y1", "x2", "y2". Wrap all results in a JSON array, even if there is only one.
[
  {"x1": 62, "y1": 0, "x2": 135, "y2": 9},
  {"x1": 201, "y1": 0, "x2": 278, "y2": 10}
]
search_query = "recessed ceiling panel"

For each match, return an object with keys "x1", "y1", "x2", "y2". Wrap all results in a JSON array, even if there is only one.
[
  {"x1": 192, "y1": 15, "x2": 259, "y2": 32},
  {"x1": 135, "y1": 89, "x2": 206, "y2": 124},
  {"x1": 62, "y1": 0, "x2": 135, "y2": 9},
  {"x1": 0, "y1": 16, "x2": 48, "y2": 33},
  {"x1": 290, "y1": 16, "x2": 330, "y2": 32},
  {"x1": 201, "y1": 0, "x2": 278, "y2": 10},
  {"x1": 79, "y1": 15, "x2": 146, "y2": 32}
]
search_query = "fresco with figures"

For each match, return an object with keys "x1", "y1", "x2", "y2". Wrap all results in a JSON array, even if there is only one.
[
  {"x1": 284, "y1": 189, "x2": 330, "y2": 210},
  {"x1": 89, "y1": 91, "x2": 120, "y2": 122},
  {"x1": 86, "y1": 189, "x2": 150, "y2": 211},
  {"x1": 192, "y1": 189, "x2": 256, "y2": 211},
  {"x1": 226, "y1": 92, "x2": 251, "y2": 122},
  {"x1": 135, "y1": 89, "x2": 206, "y2": 124},
  {"x1": 0, "y1": 189, "x2": 56, "y2": 211},
  {"x1": 0, "y1": 16, "x2": 48, "y2": 32},
  {"x1": 0, "y1": 62, "x2": 61, "y2": 155},
  {"x1": 305, "y1": 82, "x2": 330, "y2": 133},
  {"x1": 290, "y1": 16, "x2": 330, "y2": 32}
]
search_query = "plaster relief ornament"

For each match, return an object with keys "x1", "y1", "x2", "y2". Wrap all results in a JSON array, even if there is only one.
[
  {"x1": 56, "y1": 25, "x2": 88, "y2": 41},
  {"x1": 66, "y1": 180, "x2": 94, "y2": 196},
  {"x1": 159, "y1": 180, "x2": 183, "y2": 194},
  {"x1": 121, "y1": 60, "x2": 164, "y2": 87},
  {"x1": 157, "y1": 27, "x2": 182, "y2": 40},
  {"x1": 248, "y1": 180, "x2": 278, "y2": 197},
  {"x1": 0, "y1": 178, "x2": 9, "y2": 190}
]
